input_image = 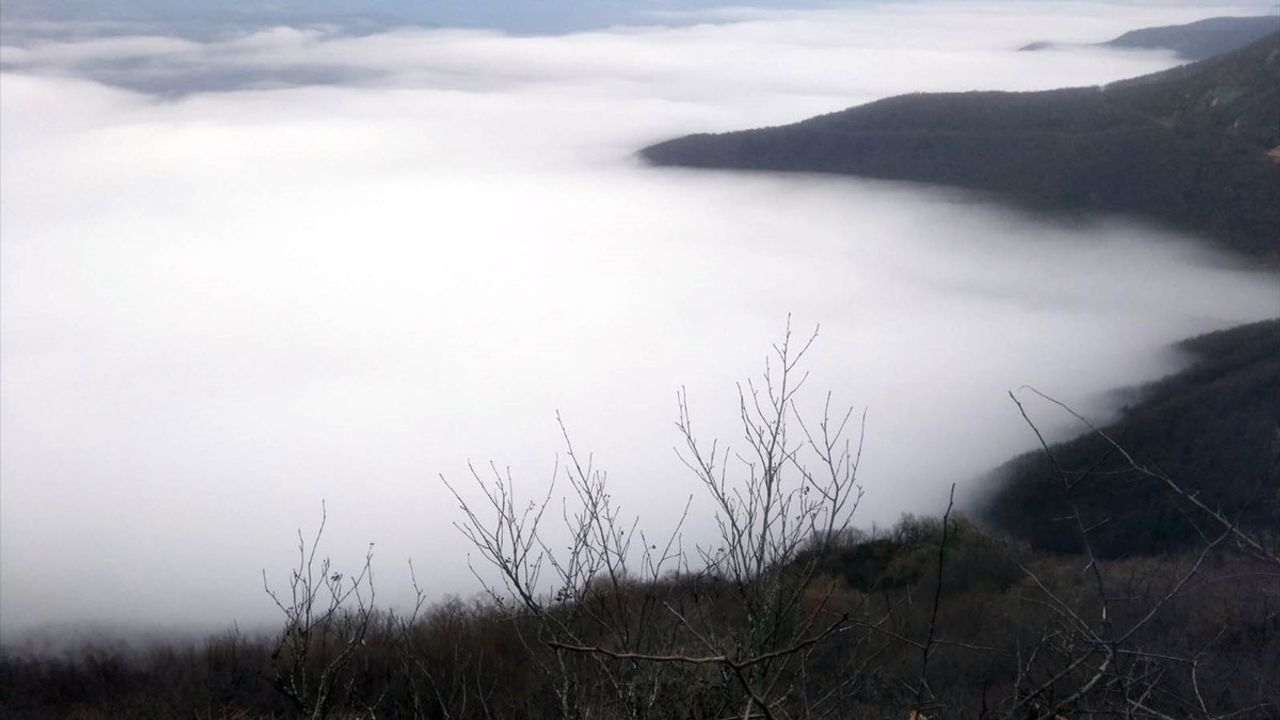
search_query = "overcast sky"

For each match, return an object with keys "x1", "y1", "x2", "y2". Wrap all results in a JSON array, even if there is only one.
[
  {"x1": 4, "y1": 0, "x2": 854, "y2": 35},
  {"x1": 4, "y1": 0, "x2": 1273, "y2": 33},
  {"x1": 2, "y1": 1, "x2": 1277, "y2": 643}
]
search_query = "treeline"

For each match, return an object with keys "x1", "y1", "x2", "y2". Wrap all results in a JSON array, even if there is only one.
[
  {"x1": 641, "y1": 31, "x2": 1280, "y2": 265},
  {"x1": 3, "y1": 519, "x2": 1278, "y2": 719},
  {"x1": 3, "y1": 326, "x2": 1279, "y2": 718}
]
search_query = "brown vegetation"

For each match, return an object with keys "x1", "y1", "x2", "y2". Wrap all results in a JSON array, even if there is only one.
[{"x1": 3, "y1": 324, "x2": 1277, "y2": 718}]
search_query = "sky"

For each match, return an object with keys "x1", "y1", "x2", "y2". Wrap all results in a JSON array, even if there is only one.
[
  {"x1": 12, "y1": 1, "x2": 927, "y2": 35},
  {"x1": 2, "y1": 1, "x2": 1278, "y2": 642},
  {"x1": 3, "y1": 0, "x2": 1273, "y2": 34},
  {"x1": 4, "y1": 0, "x2": 865, "y2": 38}
]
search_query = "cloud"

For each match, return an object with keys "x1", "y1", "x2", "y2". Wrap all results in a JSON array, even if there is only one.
[{"x1": 2, "y1": 1, "x2": 1276, "y2": 638}]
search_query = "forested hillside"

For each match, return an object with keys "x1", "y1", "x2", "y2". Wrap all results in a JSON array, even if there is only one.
[
  {"x1": 1022, "y1": 15, "x2": 1280, "y2": 60},
  {"x1": 4, "y1": 12, "x2": 1278, "y2": 720},
  {"x1": 642, "y1": 32, "x2": 1280, "y2": 264},
  {"x1": 980, "y1": 319, "x2": 1280, "y2": 557},
  {"x1": 1099, "y1": 15, "x2": 1279, "y2": 60}
]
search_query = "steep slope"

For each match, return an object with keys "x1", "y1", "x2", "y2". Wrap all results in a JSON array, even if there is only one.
[
  {"x1": 977, "y1": 319, "x2": 1280, "y2": 558},
  {"x1": 642, "y1": 32, "x2": 1280, "y2": 264}
]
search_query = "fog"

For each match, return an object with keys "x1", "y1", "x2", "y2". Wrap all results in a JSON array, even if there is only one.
[{"x1": 2, "y1": 1, "x2": 1277, "y2": 640}]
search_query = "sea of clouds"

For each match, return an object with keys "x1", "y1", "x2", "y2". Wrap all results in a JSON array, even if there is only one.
[{"x1": 2, "y1": 1, "x2": 1277, "y2": 639}]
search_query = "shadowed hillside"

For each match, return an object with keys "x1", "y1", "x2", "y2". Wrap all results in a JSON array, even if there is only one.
[
  {"x1": 1100, "y1": 15, "x2": 1280, "y2": 60},
  {"x1": 1022, "y1": 15, "x2": 1280, "y2": 60},
  {"x1": 642, "y1": 32, "x2": 1280, "y2": 265},
  {"x1": 979, "y1": 319, "x2": 1280, "y2": 558}
]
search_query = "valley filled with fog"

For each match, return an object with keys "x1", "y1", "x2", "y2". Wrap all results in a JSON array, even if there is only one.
[{"x1": 2, "y1": 1, "x2": 1276, "y2": 639}]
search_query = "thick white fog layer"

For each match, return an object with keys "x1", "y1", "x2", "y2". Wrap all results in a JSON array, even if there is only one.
[{"x1": 2, "y1": 2, "x2": 1277, "y2": 638}]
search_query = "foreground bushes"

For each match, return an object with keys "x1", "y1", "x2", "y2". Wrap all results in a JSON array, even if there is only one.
[
  {"x1": 3, "y1": 520, "x2": 1277, "y2": 719},
  {"x1": 6, "y1": 327, "x2": 1277, "y2": 718}
]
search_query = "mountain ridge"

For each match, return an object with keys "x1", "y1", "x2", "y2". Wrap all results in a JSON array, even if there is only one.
[
  {"x1": 641, "y1": 31, "x2": 1280, "y2": 265},
  {"x1": 1100, "y1": 15, "x2": 1279, "y2": 60},
  {"x1": 1021, "y1": 15, "x2": 1279, "y2": 60}
]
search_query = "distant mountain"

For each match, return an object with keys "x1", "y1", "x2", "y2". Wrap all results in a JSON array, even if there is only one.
[
  {"x1": 1021, "y1": 15, "x2": 1279, "y2": 61},
  {"x1": 1100, "y1": 15, "x2": 1279, "y2": 60},
  {"x1": 641, "y1": 32, "x2": 1280, "y2": 265},
  {"x1": 976, "y1": 319, "x2": 1280, "y2": 558}
]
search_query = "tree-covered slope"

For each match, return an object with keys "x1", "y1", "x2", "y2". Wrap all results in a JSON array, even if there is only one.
[
  {"x1": 978, "y1": 319, "x2": 1280, "y2": 558},
  {"x1": 1022, "y1": 16, "x2": 1280, "y2": 60},
  {"x1": 641, "y1": 32, "x2": 1280, "y2": 264},
  {"x1": 1100, "y1": 15, "x2": 1280, "y2": 60}
]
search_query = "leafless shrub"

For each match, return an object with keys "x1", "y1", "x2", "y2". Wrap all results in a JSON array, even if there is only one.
[
  {"x1": 1005, "y1": 387, "x2": 1280, "y2": 719},
  {"x1": 6, "y1": 336, "x2": 1276, "y2": 720},
  {"x1": 263, "y1": 502, "x2": 378, "y2": 720},
  {"x1": 443, "y1": 319, "x2": 875, "y2": 719}
]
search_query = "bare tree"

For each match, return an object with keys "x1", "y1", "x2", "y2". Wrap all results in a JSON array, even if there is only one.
[
  {"x1": 443, "y1": 319, "x2": 871, "y2": 719},
  {"x1": 1004, "y1": 387, "x2": 1279, "y2": 720},
  {"x1": 264, "y1": 502, "x2": 378, "y2": 720}
]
